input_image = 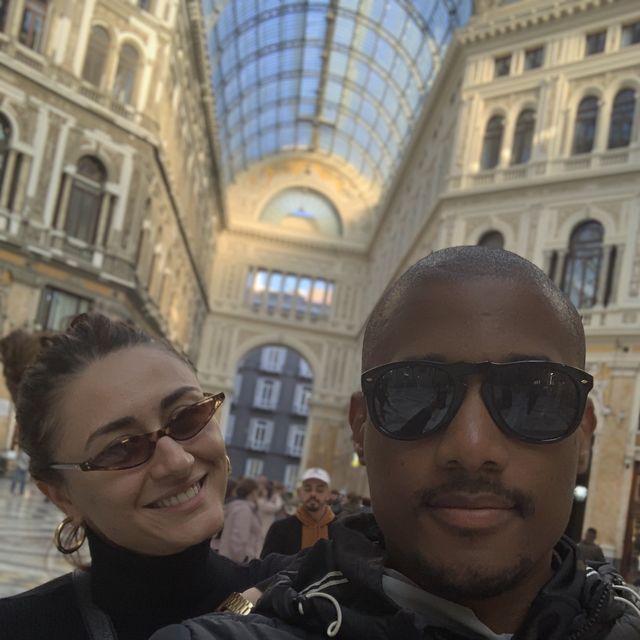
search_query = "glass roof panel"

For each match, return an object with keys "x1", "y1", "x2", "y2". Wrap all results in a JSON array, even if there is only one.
[{"x1": 202, "y1": 0, "x2": 472, "y2": 185}]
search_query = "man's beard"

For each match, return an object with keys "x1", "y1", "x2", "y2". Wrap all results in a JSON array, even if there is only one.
[
  {"x1": 304, "y1": 499, "x2": 321, "y2": 512},
  {"x1": 406, "y1": 551, "x2": 535, "y2": 601}
]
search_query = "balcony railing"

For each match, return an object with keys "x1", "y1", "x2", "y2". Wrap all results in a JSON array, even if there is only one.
[
  {"x1": 0, "y1": 38, "x2": 159, "y2": 135},
  {"x1": 0, "y1": 210, "x2": 136, "y2": 285},
  {"x1": 446, "y1": 146, "x2": 640, "y2": 191}
]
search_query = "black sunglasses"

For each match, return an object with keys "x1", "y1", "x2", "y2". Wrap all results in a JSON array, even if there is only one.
[
  {"x1": 361, "y1": 361, "x2": 592, "y2": 444},
  {"x1": 50, "y1": 392, "x2": 225, "y2": 472}
]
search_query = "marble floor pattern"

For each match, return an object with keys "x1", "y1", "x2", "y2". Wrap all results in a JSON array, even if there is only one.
[{"x1": 0, "y1": 477, "x2": 70, "y2": 598}]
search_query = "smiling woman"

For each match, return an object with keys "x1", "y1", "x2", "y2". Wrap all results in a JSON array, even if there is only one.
[{"x1": 0, "y1": 312, "x2": 290, "y2": 640}]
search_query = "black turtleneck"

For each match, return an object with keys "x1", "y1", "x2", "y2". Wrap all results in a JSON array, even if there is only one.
[{"x1": 0, "y1": 529, "x2": 291, "y2": 640}]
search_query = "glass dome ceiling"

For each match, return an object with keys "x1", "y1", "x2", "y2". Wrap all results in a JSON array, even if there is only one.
[{"x1": 201, "y1": 0, "x2": 473, "y2": 186}]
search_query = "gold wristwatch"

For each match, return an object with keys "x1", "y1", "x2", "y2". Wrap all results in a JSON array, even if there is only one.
[{"x1": 215, "y1": 592, "x2": 255, "y2": 615}]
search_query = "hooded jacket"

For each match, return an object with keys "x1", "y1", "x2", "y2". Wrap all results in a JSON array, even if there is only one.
[
  {"x1": 151, "y1": 514, "x2": 640, "y2": 640},
  {"x1": 218, "y1": 498, "x2": 263, "y2": 563}
]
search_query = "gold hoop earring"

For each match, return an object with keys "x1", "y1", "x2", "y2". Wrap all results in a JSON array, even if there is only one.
[
  {"x1": 54, "y1": 516, "x2": 86, "y2": 555},
  {"x1": 225, "y1": 454, "x2": 232, "y2": 477}
]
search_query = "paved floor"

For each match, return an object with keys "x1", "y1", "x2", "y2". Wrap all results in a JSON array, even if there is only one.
[{"x1": 0, "y1": 477, "x2": 70, "y2": 598}]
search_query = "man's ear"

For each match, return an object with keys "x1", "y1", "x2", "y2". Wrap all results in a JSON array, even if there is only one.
[
  {"x1": 577, "y1": 398, "x2": 596, "y2": 475},
  {"x1": 37, "y1": 480, "x2": 82, "y2": 524},
  {"x1": 349, "y1": 391, "x2": 367, "y2": 465}
]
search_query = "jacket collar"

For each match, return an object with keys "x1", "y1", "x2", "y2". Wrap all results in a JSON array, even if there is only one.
[{"x1": 257, "y1": 513, "x2": 633, "y2": 640}]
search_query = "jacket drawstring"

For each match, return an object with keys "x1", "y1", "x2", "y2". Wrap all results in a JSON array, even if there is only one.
[
  {"x1": 297, "y1": 590, "x2": 343, "y2": 637},
  {"x1": 611, "y1": 584, "x2": 640, "y2": 617}
]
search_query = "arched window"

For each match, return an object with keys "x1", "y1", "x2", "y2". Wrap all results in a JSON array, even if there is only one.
[
  {"x1": 480, "y1": 115, "x2": 504, "y2": 170},
  {"x1": 19, "y1": 1, "x2": 48, "y2": 52},
  {"x1": 260, "y1": 188, "x2": 342, "y2": 237},
  {"x1": 477, "y1": 230, "x2": 504, "y2": 249},
  {"x1": 562, "y1": 221, "x2": 604, "y2": 309},
  {"x1": 608, "y1": 89, "x2": 636, "y2": 149},
  {"x1": 65, "y1": 156, "x2": 107, "y2": 244},
  {"x1": 572, "y1": 96, "x2": 599, "y2": 154},
  {"x1": 82, "y1": 26, "x2": 110, "y2": 87},
  {"x1": 0, "y1": 113, "x2": 11, "y2": 189},
  {"x1": 511, "y1": 109, "x2": 535, "y2": 165},
  {"x1": 113, "y1": 44, "x2": 139, "y2": 105}
]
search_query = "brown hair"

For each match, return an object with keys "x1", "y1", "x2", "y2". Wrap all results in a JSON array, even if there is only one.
[
  {"x1": 16, "y1": 312, "x2": 186, "y2": 483},
  {"x1": 235, "y1": 478, "x2": 258, "y2": 499}
]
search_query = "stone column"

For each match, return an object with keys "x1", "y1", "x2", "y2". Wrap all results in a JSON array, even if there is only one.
[
  {"x1": 0, "y1": 149, "x2": 17, "y2": 209},
  {"x1": 303, "y1": 401, "x2": 368, "y2": 494}
]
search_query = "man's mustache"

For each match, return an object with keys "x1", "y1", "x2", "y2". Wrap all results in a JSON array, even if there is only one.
[{"x1": 416, "y1": 475, "x2": 535, "y2": 519}]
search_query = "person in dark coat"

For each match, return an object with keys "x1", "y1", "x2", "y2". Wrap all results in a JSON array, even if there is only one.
[
  {"x1": 0, "y1": 312, "x2": 291, "y2": 640},
  {"x1": 151, "y1": 247, "x2": 640, "y2": 639},
  {"x1": 261, "y1": 467, "x2": 339, "y2": 558},
  {"x1": 578, "y1": 527, "x2": 607, "y2": 563}
]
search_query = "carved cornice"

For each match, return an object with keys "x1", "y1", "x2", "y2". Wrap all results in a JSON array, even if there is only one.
[{"x1": 462, "y1": 0, "x2": 619, "y2": 44}]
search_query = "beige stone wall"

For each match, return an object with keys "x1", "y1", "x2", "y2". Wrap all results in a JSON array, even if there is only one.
[{"x1": 0, "y1": 0, "x2": 218, "y2": 359}]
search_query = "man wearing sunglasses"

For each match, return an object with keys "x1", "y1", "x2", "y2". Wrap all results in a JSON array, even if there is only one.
[{"x1": 152, "y1": 247, "x2": 640, "y2": 640}]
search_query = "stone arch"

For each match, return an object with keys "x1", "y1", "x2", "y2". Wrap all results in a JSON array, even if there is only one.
[
  {"x1": 556, "y1": 207, "x2": 616, "y2": 246},
  {"x1": 67, "y1": 146, "x2": 115, "y2": 181},
  {"x1": 0, "y1": 105, "x2": 20, "y2": 144},
  {"x1": 470, "y1": 221, "x2": 515, "y2": 250},
  {"x1": 228, "y1": 332, "x2": 319, "y2": 383}
]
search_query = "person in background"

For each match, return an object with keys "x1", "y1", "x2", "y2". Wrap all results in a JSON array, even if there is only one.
[
  {"x1": 256, "y1": 477, "x2": 284, "y2": 545},
  {"x1": 337, "y1": 492, "x2": 363, "y2": 520},
  {"x1": 219, "y1": 477, "x2": 263, "y2": 562},
  {"x1": 327, "y1": 489, "x2": 343, "y2": 516},
  {"x1": 577, "y1": 526, "x2": 607, "y2": 563},
  {"x1": 261, "y1": 467, "x2": 338, "y2": 557},
  {"x1": 0, "y1": 312, "x2": 290, "y2": 640},
  {"x1": 10, "y1": 449, "x2": 30, "y2": 495}
]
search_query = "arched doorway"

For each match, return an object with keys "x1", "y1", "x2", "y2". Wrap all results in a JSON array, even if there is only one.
[{"x1": 225, "y1": 344, "x2": 313, "y2": 491}]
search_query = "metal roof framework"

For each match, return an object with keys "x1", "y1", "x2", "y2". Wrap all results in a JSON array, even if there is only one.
[{"x1": 201, "y1": 0, "x2": 473, "y2": 186}]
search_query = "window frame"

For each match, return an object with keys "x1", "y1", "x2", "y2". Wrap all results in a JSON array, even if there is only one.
[
  {"x1": 524, "y1": 46, "x2": 544, "y2": 71},
  {"x1": 477, "y1": 230, "x2": 505, "y2": 249},
  {"x1": 19, "y1": 0, "x2": 48, "y2": 52},
  {"x1": 585, "y1": 31, "x2": 606, "y2": 56},
  {"x1": 572, "y1": 96, "x2": 599, "y2": 155},
  {"x1": 494, "y1": 54, "x2": 511, "y2": 78},
  {"x1": 82, "y1": 25, "x2": 110, "y2": 88},
  {"x1": 286, "y1": 424, "x2": 306, "y2": 457},
  {"x1": 246, "y1": 418, "x2": 274, "y2": 452},
  {"x1": 244, "y1": 457, "x2": 264, "y2": 478},
  {"x1": 64, "y1": 156, "x2": 107, "y2": 245},
  {"x1": 511, "y1": 109, "x2": 535, "y2": 164},
  {"x1": 480, "y1": 114, "x2": 505, "y2": 170},
  {"x1": 607, "y1": 88, "x2": 636, "y2": 149},
  {"x1": 37, "y1": 286, "x2": 92, "y2": 331},
  {"x1": 562, "y1": 220, "x2": 605, "y2": 309},
  {"x1": 113, "y1": 42, "x2": 140, "y2": 105},
  {"x1": 253, "y1": 377, "x2": 281, "y2": 410},
  {"x1": 621, "y1": 21, "x2": 640, "y2": 47}
]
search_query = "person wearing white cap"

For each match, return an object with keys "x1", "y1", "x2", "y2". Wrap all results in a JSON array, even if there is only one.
[{"x1": 260, "y1": 467, "x2": 337, "y2": 557}]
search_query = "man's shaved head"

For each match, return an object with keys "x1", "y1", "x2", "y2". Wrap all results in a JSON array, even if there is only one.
[{"x1": 362, "y1": 246, "x2": 585, "y2": 370}]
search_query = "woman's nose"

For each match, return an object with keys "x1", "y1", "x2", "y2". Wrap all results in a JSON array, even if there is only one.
[{"x1": 148, "y1": 435, "x2": 195, "y2": 479}]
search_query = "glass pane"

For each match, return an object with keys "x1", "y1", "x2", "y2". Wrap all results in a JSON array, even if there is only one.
[{"x1": 203, "y1": 0, "x2": 473, "y2": 185}]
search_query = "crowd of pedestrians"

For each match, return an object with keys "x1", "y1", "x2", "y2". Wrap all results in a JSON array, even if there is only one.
[{"x1": 214, "y1": 467, "x2": 370, "y2": 562}]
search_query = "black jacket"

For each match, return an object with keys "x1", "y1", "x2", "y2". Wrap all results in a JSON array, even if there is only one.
[
  {"x1": 0, "y1": 529, "x2": 292, "y2": 640},
  {"x1": 151, "y1": 514, "x2": 640, "y2": 640},
  {"x1": 261, "y1": 512, "x2": 341, "y2": 558}
]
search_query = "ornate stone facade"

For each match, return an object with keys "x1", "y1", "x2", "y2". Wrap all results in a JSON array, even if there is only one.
[
  {"x1": 0, "y1": 0, "x2": 639, "y2": 573},
  {"x1": 0, "y1": 0, "x2": 221, "y2": 443}
]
